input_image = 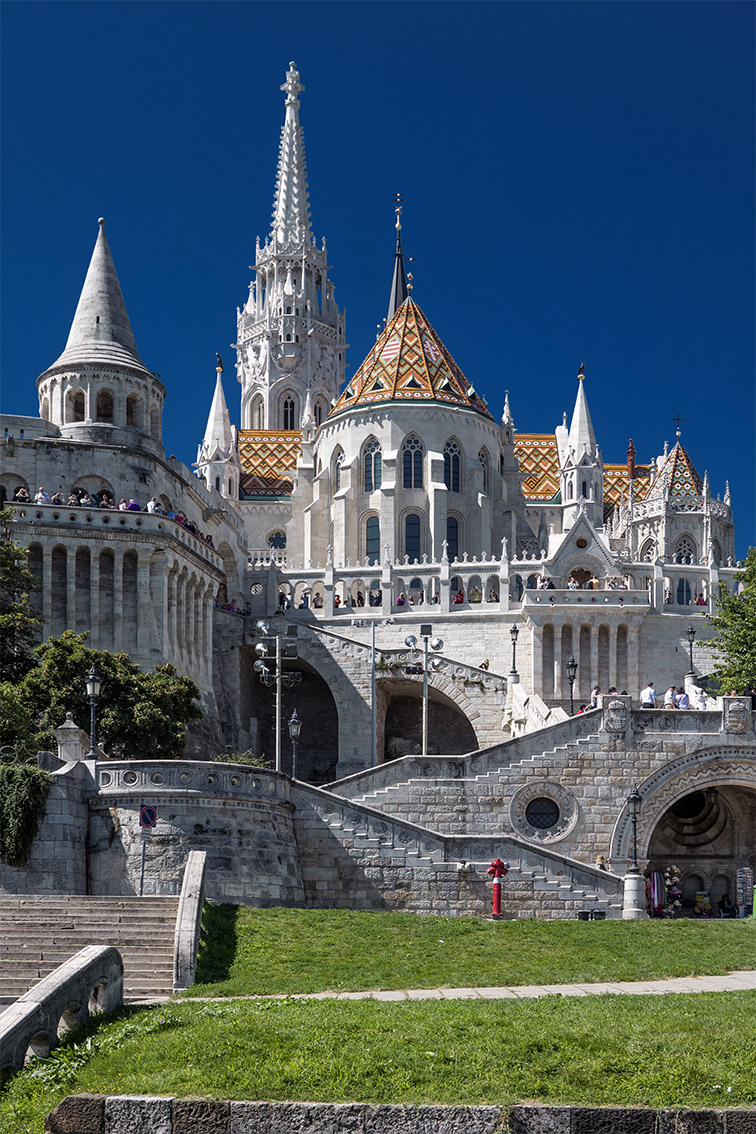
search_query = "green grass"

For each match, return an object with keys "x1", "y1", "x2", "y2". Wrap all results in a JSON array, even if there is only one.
[
  {"x1": 186, "y1": 905, "x2": 756, "y2": 997},
  {"x1": 2, "y1": 992, "x2": 755, "y2": 1132}
]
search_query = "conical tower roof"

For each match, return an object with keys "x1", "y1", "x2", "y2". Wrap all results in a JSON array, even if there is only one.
[
  {"x1": 567, "y1": 373, "x2": 598, "y2": 458},
  {"x1": 646, "y1": 440, "x2": 704, "y2": 505},
  {"x1": 200, "y1": 368, "x2": 235, "y2": 460},
  {"x1": 330, "y1": 298, "x2": 492, "y2": 419},
  {"x1": 44, "y1": 219, "x2": 152, "y2": 378},
  {"x1": 271, "y1": 62, "x2": 312, "y2": 247}
]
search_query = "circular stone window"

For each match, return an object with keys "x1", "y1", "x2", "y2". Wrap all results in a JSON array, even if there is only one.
[
  {"x1": 509, "y1": 781, "x2": 579, "y2": 843},
  {"x1": 525, "y1": 797, "x2": 560, "y2": 830},
  {"x1": 576, "y1": 538, "x2": 588, "y2": 549}
]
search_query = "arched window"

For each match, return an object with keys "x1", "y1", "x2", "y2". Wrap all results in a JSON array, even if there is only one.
[
  {"x1": 363, "y1": 439, "x2": 382, "y2": 492},
  {"x1": 581, "y1": 479, "x2": 588, "y2": 498},
  {"x1": 365, "y1": 516, "x2": 380, "y2": 564},
  {"x1": 96, "y1": 389, "x2": 114, "y2": 423},
  {"x1": 677, "y1": 578, "x2": 692, "y2": 605},
  {"x1": 251, "y1": 396, "x2": 264, "y2": 429},
  {"x1": 215, "y1": 476, "x2": 221, "y2": 491},
  {"x1": 267, "y1": 531, "x2": 287, "y2": 549},
  {"x1": 640, "y1": 538, "x2": 655, "y2": 562},
  {"x1": 405, "y1": 513, "x2": 421, "y2": 562},
  {"x1": 334, "y1": 448, "x2": 345, "y2": 491},
  {"x1": 282, "y1": 397, "x2": 297, "y2": 429},
  {"x1": 41, "y1": 397, "x2": 50, "y2": 421},
  {"x1": 315, "y1": 401, "x2": 324, "y2": 426},
  {"x1": 446, "y1": 516, "x2": 459, "y2": 561},
  {"x1": 66, "y1": 389, "x2": 85, "y2": 423},
  {"x1": 711, "y1": 539, "x2": 721, "y2": 566},
  {"x1": 150, "y1": 404, "x2": 160, "y2": 438},
  {"x1": 444, "y1": 440, "x2": 461, "y2": 492},
  {"x1": 478, "y1": 449, "x2": 489, "y2": 495},
  {"x1": 402, "y1": 436, "x2": 423, "y2": 489},
  {"x1": 567, "y1": 482, "x2": 573, "y2": 500},
  {"x1": 674, "y1": 536, "x2": 696, "y2": 564},
  {"x1": 126, "y1": 394, "x2": 141, "y2": 429}
]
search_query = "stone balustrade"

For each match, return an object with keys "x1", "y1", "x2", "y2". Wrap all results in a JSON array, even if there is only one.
[
  {"x1": 0, "y1": 945, "x2": 123, "y2": 1074},
  {"x1": 173, "y1": 850, "x2": 208, "y2": 992}
]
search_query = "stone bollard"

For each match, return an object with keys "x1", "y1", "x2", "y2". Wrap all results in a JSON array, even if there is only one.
[{"x1": 622, "y1": 872, "x2": 646, "y2": 919}]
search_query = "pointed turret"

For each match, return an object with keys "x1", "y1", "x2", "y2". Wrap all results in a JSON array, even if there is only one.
[
  {"x1": 558, "y1": 367, "x2": 603, "y2": 528},
  {"x1": 387, "y1": 198, "x2": 408, "y2": 322},
  {"x1": 46, "y1": 219, "x2": 152, "y2": 378},
  {"x1": 196, "y1": 360, "x2": 240, "y2": 499},
  {"x1": 567, "y1": 368, "x2": 598, "y2": 458},
  {"x1": 272, "y1": 62, "x2": 312, "y2": 248}
]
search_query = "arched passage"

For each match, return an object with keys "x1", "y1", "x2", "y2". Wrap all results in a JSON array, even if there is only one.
[{"x1": 379, "y1": 678, "x2": 478, "y2": 761}]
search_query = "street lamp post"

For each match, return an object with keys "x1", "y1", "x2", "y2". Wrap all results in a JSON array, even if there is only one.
[
  {"x1": 288, "y1": 710, "x2": 302, "y2": 780},
  {"x1": 626, "y1": 784, "x2": 642, "y2": 873},
  {"x1": 353, "y1": 616, "x2": 397, "y2": 766},
  {"x1": 405, "y1": 625, "x2": 445, "y2": 757},
  {"x1": 253, "y1": 620, "x2": 300, "y2": 773},
  {"x1": 85, "y1": 666, "x2": 101, "y2": 758},
  {"x1": 509, "y1": 623, "x2": 519, "y2": 681},
  {"x1": 686, "y1": 626, "x2": 696, "y2": 677},
  {"x1": 566, "y1": 653, "x2": 578, "y2": 716}
]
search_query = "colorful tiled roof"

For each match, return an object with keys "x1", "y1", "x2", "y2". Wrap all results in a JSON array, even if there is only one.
[
  {"x1": 330, "y1": 298, "x2": 493, "y2": 419},
  {"x1": 515, "y1": 434, "x2": 561, "y2": 500},
  {"x1": 645, "y1": 442, "x2": 703, "y2": 504},
  {"x1": 603, "y1": 464, "x2": 652, "y2": 507},
  {"x1": 238, "y1": 430, "x2": 301, "y2": 498}
]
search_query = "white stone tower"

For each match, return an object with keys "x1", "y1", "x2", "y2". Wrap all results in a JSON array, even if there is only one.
[
  {"x1": 234, "y1": 62, "x2": 346, "y2": 433},
  {"x1": 196, "y1": 358, "x2": 240, "y2": 499},
  {"x1": 556, "y1": 369, "x2": 604, "y2": 529},
  {"x1": 36, "y1": 218, "x2": 166, "y2": 457}
]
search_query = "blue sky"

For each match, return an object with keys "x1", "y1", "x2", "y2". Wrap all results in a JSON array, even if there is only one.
[{"x1": 2, "y1": 1, "x2": 754, "y2": 553}]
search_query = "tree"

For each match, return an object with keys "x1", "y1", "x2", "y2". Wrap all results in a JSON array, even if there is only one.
[
  {"x1": 8, "y1": 631, "x2": 202, "y2": 759},
  {"x1": 709, "y1": 547, "x2": 756, "y2": 694},
  {"x1": 0, "y1": 508, "x2": 42, "y2": 681}
]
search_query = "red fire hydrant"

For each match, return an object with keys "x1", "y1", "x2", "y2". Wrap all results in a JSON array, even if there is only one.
[{"x1": 487, "y1": 857, "x2": 508, "y2": 919}]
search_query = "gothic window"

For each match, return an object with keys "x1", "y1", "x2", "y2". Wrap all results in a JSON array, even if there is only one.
[
  {"x1": 674, "y1": 536, "x2": 696, "y2": 564},
  {"x1": 267, "y1": 531, "x2": 287, "y2": 549},
  {"x1": 215, "y1": 476, "x2": 220, "y2": 491},
  {"x1": 314, "y1": 401, "x2": 324, "y2": 426},
  {"x1": 251, "y1": 396, "x2": 264, "y2": 429},
  {"x1": 402, "y1": 436, "x2": 423, "y2": 489},
  {"x1": 446, "y1": 516, "x2": 459, "y2": 561},
  {"x1": 334, "y1": 448, "x2": 345, "y2": 491},
  {"x1": 285, "y1": 306, "x2": 292, "y2": 314},
  {"x1": 711, "y1": 539, "x2": 721, "y2": 566},
  {"x1": 567, "y1": 482, "x2": 573, "y2": 500},
  {"x1": 363, "y1": 438, "x2": 382, "y2": 492},
  {"x1": 405, "y1": 513, "x2": 421, "y2": 562},
  {"x1": 444, "y1": 440, "x2": 461, "y2": 492},
  {"x1": 581, "y1": 479, "x2": 588, "y2": 498},
  {"x1": 96, "y1": 389, "x2": 114, "y2": 423},
  {"x1": 478, "y1": 449, "x2": 489, "y2": 495},
  {"x1": 365, "y1": 516, "x2": 380, "y2": 564},
  {"x1": 677, "y1": 578, "x2": 692, "y2": 605},
  {"x1": 640, "y1": 538, "x2": 655, "y2": 562},
  {"x1": 126, "y1": 394, "x2": 141, "y2": 429},
  {"x1": 41, "y1": 397, "x2": 50, "y2": 421},
  {"x1": 282, "y1": 397, "x2": 297, "y2": 429}
]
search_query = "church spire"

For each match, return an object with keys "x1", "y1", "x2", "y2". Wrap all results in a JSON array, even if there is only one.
[
  {"x1": 47, "y1": 218, "x2": 151, "y2": 376},
  {"x1": 271, "y1": 62, "x2": 312, "y2": 247},
  {"x1": 568, "y1": 365, "x2": 598, "y2": 457},
  {"x1": 387, "y1": 194, "x2": 408, "y2": 322},
  {"x1": 195, "y1": 357, "x2": 239, "y2": 499}
]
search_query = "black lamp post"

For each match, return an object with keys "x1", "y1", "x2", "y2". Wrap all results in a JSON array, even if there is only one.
[
  {"x1": 288, "y1": 709, "x2": 302, "y2": 780},
  {"x1": 686, "y1": 626, "x2": 696, "y2": 677},
  {"x1": 86, "y1": 666, "x2": 101, "y2": 758},
  {"x1": 509, "y1": 623, "x2": 519, "y2": 678},
  {"x1": 626, "y1": 783, "x2": 642, "y2": 874},
  {"x1": 566, "y1": 653, "x2": 578, "y2": 715}
]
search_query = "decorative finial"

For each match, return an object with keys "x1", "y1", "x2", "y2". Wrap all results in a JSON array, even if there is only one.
[
  {"x1": 673, "y1": 414, "x2": 684, "y2": 441},
  {"x1": 578, "y1": 363, "x2": 585, "y2": 380},
  {"x1": 216, "y1": 353, "x2": 224, "y2": 374},
  {"x1": 407, "y1": 272, "x2": 414, "y2": 293},
  {"x1": 98, "y1": 218, "x2": 106, "y2": 227},
  {"x1": 281, "y1": 62, "x2": 304, "y2": 106},
  {"x1": 394, "y1": 190, "x2": 404, "y2": 230}
]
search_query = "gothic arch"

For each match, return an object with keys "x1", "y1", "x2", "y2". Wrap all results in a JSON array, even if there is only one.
[{"x1": 609, "y1": 746, "x2": 756, "y2": 864}]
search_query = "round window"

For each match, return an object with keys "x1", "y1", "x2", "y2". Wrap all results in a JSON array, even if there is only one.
[
  {"x1": 525, "y1": 797, "x2": 560, "y2": 829},
  {"x1": 576, "y1": 538, "x2": 588, "y2": 549}
]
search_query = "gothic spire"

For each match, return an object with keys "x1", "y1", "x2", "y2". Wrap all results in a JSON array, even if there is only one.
[
  {"x1": 201, "y1": 363, "x2": 235, "y2": 459},
  {"x1": 47, "y1": 218, "x2": 151, "y2": 377},
  {"x1": 271, "y1": 62, "x2": 312, "y2": 247},
  {"x1": 568, "y1": 367, "x2": 598, "y2": 457},
  {"x1": 387, "y1": 195, "x2": 408, "y2": 322}
]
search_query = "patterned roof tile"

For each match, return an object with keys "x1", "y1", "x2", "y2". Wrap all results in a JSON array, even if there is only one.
[{"x1": 239, "y1": 430, "x2": 301, "y2": 498}]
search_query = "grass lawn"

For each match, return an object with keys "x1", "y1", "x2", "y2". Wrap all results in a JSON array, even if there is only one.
[
  {"x1": 186, "y1": 905, "x2": 756, "y2": 997},
  {"x1": 2, "y1": 992, "x2": 754, "y2": 1133}
]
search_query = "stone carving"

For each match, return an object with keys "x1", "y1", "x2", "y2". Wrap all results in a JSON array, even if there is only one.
[
  {"x1": 724, "y1": 698, "x2": 750, "y2": 734},
  {"x1": 604, "y1": 698, "x2": 629, "y2": 734}
]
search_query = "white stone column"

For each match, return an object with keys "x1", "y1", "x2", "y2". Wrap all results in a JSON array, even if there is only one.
[
  {"x1": 112, "y1": 551, "x2": 124, "y2": 652},
  {"x1": 137, "y1": 555, "x2": 152, "y2": 655},
  {"x1": 42, "y1": 546, "x2": 53, "y2": 634},
  {"x1": 85, "y1": 378, "x2": 95, "y2": 423},
  {"x1": 89, "y1": 551, "x2": 100, "y2": 649},
  {"x1": 590, "y1": 626, "x2": 599, "y2": 697},
  {"x1": 622, "y1": 873, "x2": 646, "y2": 919},
  {"x1": 627, "y1": 625, "x2": 641, "y2": 701},
  {"x1": 609, "y1": 624, "x2": 618, "y2": 691}
]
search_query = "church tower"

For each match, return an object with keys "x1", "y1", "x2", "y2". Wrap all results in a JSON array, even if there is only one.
[
  {"x1": 556, "y1": 369, "x2": 604, "y2": 529},
  {"x1": 196, "y1": 358, "x2": 240, "y2": 500},
  {"x1": 234, "y1": 63, "x2": 345, "y2": 433},
  {"x1": 36, "y1": 218, "x2": 166, "y2": 457}
]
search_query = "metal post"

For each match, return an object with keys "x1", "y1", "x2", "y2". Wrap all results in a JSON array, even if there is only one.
[
  {"x1": 89, "y1": 695, "x2": 97, "y2": 757},
  {"x1": 291, "y1": 736, "x2": 298, "y2": 780},
  {"x1": 275, "y1": 634, "x2": 282, "y2": 773},
  {"x1": 371, "y1": 621, "x2": 377, "y2": 767},
  {"x1": 422, "y1": 635, "x2": 429, "y2": 758}
]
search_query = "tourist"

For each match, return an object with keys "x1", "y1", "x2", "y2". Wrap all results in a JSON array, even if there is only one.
[
  {"x1": 479, "y1": 659, "x2": 489, "y2": 670},
  {"x1": 717, "y1": 893, "x2": 737, "y2": 919},
  {"x1": 567, "y1": 577, "x2": 579, "y2": 590},
  {"x1": 595, "y1": 855, "x2": 608, "y2": 871},
  {"x1": 118, "y1": 498, "x2": 128, "y2": 510},
  {"x1": 694, "y1": 688, "x2": 708, "y2": 710},
  {"x1": 677, "y1": 687, "x2": 690, "y2": 709},
  {"x1": 146, "y1": 497, "x2": 160, "y2": 514},
  {"x1": 127, "y1": 498, "x2": 140, "y2": 511},
  {"x1": 663, "y1": 685, "x2": 678, "y2": 709},
  {"x1": 34, "y1": 487, "x2": 50, "y2": 503},
  {"x1": 13, "y1": 486, "x2": 30, "y2": 502},
  {"x1": 453, "y1": 589, "x2": 464, "y2": 604},
  {"x1": 639, "y1": 681, "x2": 656, "y2": 709},
  {"x1": 590, "y1": 685, "x2": 600, "y2": 709},
  {"x1": 50, "y1": 490, "x2": 65, "y2": 505}
]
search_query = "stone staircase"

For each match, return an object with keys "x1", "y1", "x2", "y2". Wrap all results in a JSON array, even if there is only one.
[{"x1": 0, "y1": 895, "x2": 179, "y2": 1005}]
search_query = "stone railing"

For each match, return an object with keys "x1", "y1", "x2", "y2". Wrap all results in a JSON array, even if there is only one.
[
  {"x1": 508, "y1": 681, "x2": 569, "y2": 736},
  {"x1": 173, "y1": 851, "x2": 208, "y2": 992},
  {"x1": 523, "y1": 588, "x2": 648, "y2": 609},
  {"x1": 0, "y1": 945, "x2": 123, "y2": 1074},
  {"x1": 95, "y1": 760, "x2": 292, "y2": 805}
]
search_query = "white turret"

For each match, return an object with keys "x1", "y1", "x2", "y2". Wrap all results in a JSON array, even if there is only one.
[
  {"x1": 234, "y1": 63, "x2": 345, "y2": 434},
  {"x1": 558, "y1": 368, "x2": 604, "y2": 528},
  {"x1": 195, "y1": 360, "x2": 240, "y2": 499}
]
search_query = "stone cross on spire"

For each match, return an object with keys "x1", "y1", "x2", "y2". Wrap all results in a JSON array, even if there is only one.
[{"x1": 281, "y1": 61, "x2": 304, "y2": 106}]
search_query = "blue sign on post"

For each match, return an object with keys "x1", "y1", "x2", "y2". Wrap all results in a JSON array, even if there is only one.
[{"x1": 139, "y1": 805, "x2": 158, "y2": 829}]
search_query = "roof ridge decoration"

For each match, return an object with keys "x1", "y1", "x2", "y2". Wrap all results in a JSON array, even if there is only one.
[
  {"x1": 271, "y1": 62, "x2": 312, "y2": 247},
  {"x1": 387, "y1": 193, "x2": 408, "y2": 322},
  {"x1": 45, "y1": 218, "x2": 152, "y2": 378},
  {"x1": 330, "y1": 298, "x2": 493, "y2": 419},
  {"x1": 645, "y1": 439, "x2": 704, "y2": 505}
]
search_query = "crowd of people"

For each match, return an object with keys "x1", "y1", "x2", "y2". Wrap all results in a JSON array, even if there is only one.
[{"x1": 13, "y1": 486, "x2": 216, "y2": 548}]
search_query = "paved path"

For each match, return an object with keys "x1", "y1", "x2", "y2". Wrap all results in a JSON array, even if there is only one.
[{"x1": 183, "y1": 970, "x2": 756, "y2": 1004}]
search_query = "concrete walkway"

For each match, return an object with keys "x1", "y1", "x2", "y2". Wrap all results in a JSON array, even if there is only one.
[{"x1": 183, "y1": 969, "x2": 756, "y2": 1004}]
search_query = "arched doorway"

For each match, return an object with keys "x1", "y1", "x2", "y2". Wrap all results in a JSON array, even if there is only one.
[
  {"x1": 647, "y1": 785, "x2": 756, "y2": 914},
  {"x1": 379, "y1": 679, "x2": 478, "y2": 761}
]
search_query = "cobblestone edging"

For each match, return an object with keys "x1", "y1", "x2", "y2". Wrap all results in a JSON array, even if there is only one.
[{"x1": 44, "y1": 1096, "x2": 756, "y2": 1133}]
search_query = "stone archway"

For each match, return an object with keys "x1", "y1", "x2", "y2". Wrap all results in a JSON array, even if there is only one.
[{"x1": 378, "y1": 678, "x2": 478, "y2": 761}]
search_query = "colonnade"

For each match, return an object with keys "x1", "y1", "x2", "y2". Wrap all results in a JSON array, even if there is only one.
[{"x1": 533, "y1": 619, "x2": 640, "y2": 702}]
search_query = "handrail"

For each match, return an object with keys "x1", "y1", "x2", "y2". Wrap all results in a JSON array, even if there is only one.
[{"x1": 173, "y1": 850, "x2": 207, "y2": 992}]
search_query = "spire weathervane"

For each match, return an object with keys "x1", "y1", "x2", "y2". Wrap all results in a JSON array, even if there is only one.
[
  {"x1": 578, "y1": 362, "x2": 585, "y2": 380},
  {"x1": 407, "y1": 271, "x2": 414, "y2": 293},
  {"x1": 394, "y1": 190, "x2": 404, "y2": 230},
  {"x1": 216, "y1": 353, "x2": 224, "y2": 373}
]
